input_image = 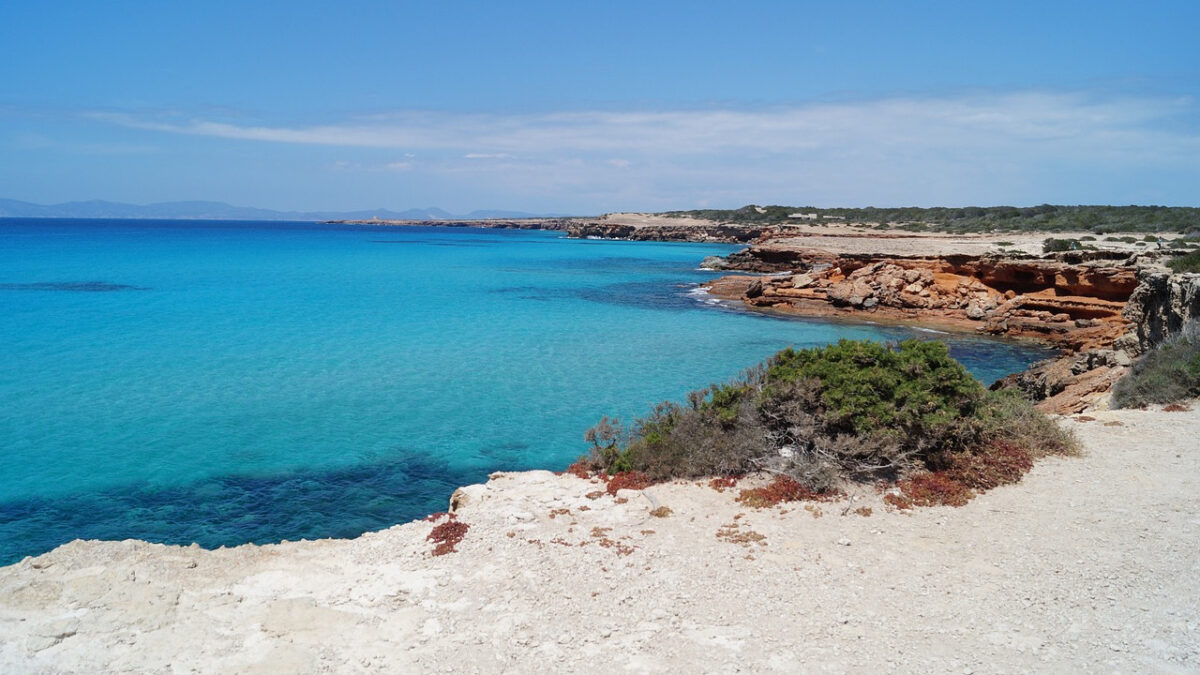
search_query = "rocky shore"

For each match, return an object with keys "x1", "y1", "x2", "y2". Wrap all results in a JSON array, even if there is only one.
[
  {"x1": 5, "y1": 217, "x2": 1198, "y2": 673},
  {"x1": 2, "y1": 406, "x2": 1197, "y2": 673},
  {"x1": 699, "y1": 235, "x2": 1199, "y2": 414},
  {"x1": 328, "y1": 212, "x2": 772, "y2": 243},
  {"x1": 342, "y1": 210, "x2": 1200, "y2": 413}
]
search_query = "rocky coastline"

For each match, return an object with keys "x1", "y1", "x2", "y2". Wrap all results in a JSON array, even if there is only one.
[
  {"x1": 3, "y1": 406, "x2": 1198, "y2": 673},
  {"x1": 327, "y1": 213, "x2": 771, "y2": 243},
  {"x1": 333, "y1": 214, "x2": 1200, "y2": 412},
  {"x1": 3, "y1": 218, "x2": 1199, "y2": 672},
  {"x1": 698, "y1": 237, "x2": 1199, "y2": 414}
]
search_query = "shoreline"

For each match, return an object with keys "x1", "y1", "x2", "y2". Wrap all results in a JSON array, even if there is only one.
[
  {"x1": 688, "y1": 281, "x2": 1055, "y2": 351},
  {"x1": 3, "y1": 405, "x2": 1197, "y2": 672},
  {"x1": 4, "y1": 220, "x2": 1197, "y2": 672}
]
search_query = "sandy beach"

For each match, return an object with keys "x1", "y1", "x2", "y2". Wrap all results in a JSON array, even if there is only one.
[{"x1": 2, "y1": 404, "x2": 1197, "y2": 673}]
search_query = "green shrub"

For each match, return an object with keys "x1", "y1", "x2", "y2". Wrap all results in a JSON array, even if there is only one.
[
  {"x1": 1113, "y1": 322, "x2": 1200, "y2": 407},
  {"x1": 1167, "y1": 251, "x2": 1200, "y2": 273},
  {"x1": 582, "y1": 340, "x2": 1077, "y2": 491},
  {"x1": 1042, "y1": 237, "x2": 1081, "y2": 253}
]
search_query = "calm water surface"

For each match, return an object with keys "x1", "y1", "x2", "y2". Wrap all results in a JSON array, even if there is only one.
[{"x1": 0, "y1": 219, "x2": 1054, "y2": 564}]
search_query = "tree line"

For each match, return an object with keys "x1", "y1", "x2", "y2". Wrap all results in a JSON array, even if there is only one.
[{"x1": 662, "y1": 204, "x2": 1200, "y2": 234}]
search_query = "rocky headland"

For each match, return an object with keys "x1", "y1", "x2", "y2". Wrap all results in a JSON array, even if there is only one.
[
  {"x1": 328, "y1": 212, "x2": 772, "y2": 243},
  {"x1": 698, "y1": 233, "x2": 1199, "y2": 414}
]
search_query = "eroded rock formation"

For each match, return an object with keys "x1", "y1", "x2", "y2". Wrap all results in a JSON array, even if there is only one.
[
  {"x1": 721, "y1": 256, "x2": 1134, "y2": 354},
  {"x1": 1121, "y1": 271, "x2": 1200, "y2": 353},
  {"x1": 702, "y1": 247, "x2": 1194, "y2": 414}
]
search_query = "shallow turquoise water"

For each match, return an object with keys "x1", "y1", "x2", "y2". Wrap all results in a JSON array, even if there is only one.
[{"x1": 0, "y1": 219, "x2": 1053, "y2": 564}]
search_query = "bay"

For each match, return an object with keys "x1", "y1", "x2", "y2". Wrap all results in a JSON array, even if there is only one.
[{"x1": 0, "y1": 219, "x2": 1052, "y2": 564}]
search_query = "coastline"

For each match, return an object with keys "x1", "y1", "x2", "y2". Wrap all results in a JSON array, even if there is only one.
[
  {"x1": 4, "y1": 219, "x2": 1197, "y2": 672},
  {"x1": 3, "y1": 405, "x2": 1197, "y2": 672},
  {"x1": 692, "y1": 237, "x2": 1200, "y2": 413}
]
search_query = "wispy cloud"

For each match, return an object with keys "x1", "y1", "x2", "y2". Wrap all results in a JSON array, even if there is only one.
[
  {"x1": 87, "y1": 92, "x2": 1200, "y2": 208},
  {"x1": 12, "y1": 131, "x2": 158, "y2": 156}
]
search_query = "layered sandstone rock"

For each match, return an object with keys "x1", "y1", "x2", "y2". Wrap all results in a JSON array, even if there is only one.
[
  {"x1": 701, "y1": 249, "x2": 1172, "y2": 414},
  {"x1": 723, "y1": 256, "x2": 1133, "y2": 354}
]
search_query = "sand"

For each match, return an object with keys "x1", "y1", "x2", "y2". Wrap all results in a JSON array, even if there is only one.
[
  {"x1": 2, "y1": 404, "x2": 1198, "y2": 674},
  {"x1": 596, "y1": 213, "x2": 1187, "y2": 257}
]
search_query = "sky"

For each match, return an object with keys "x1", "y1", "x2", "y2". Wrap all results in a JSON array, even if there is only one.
[{"x1": 1, "y1": 1, "x2": 1198, "y2": 214}]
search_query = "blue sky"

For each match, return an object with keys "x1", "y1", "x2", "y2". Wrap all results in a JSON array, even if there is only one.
[{"x1": 1, "y1": 1, "x2": 1197, "y2": 214}]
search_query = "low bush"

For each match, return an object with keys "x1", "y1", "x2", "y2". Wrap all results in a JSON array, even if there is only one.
[
  {"x1": 885, "y1": 472, "x2": 973, "y2": 508},
  {"x1": 605, "y1": 470, "x2": 654, "y2": 495},
  {"x1": 1167, "y1": 251, "x2": 1200, "y2": 274},
  {"x1": 735, "y1": 475, "x2": 841, "y2": 508},
  {"x1": 1042, "y1": 237, "x2": 1081, "y2": 253},
  {"x1": 428, "y1": 514, "x2": 470, "y2": 556},
  {"x1": 1113, "y1": 321, "x2": 1200, "y2": 407},
  {"x1": 579, "y1": 339, "x2": 1078, "y2": 497}
]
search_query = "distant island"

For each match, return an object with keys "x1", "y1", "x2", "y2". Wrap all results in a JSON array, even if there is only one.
[{"x1": 0, "y1": 198, "x2": 570, "y2": 222}]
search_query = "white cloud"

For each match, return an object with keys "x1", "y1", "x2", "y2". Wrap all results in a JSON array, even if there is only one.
[
  {"x1": 88, "y1": 92, "x2": 1200, "y2": 209},
  {"x1": 13, "y1": 131, "x2": 158, "y2": 155}
]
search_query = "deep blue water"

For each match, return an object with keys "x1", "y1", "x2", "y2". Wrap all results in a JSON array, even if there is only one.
[{"x1": 0, "y1": 219, "x2": 1054, "y2": 565}]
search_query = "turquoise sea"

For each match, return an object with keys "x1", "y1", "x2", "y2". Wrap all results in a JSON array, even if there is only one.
[{"x1": 0, "y1": 219, "x2": 1054, "y2": 565}]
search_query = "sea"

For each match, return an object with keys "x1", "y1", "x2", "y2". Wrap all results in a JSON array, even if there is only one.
[{"x1": 0, "y1": 219, "x2": 1055, "y2": 565}]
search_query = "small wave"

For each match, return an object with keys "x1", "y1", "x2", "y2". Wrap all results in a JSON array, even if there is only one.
[
  {"x1": 913, "y1": 327, "x2": 950, "y2": 335},
  {"x1": 684, "y1": 285, "x2": 726, "y2": 306}
]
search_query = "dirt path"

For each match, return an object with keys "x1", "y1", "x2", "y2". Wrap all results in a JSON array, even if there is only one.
[{"x1": 2, "y1": 406, "x2": 1198, "y2": 673}]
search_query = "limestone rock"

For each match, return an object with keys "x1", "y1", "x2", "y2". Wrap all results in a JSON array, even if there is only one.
[
  {"x1": 791, "y1": 273, "x2": 814, "y2": 289},
  {"x1": 1123, "y1": 271, "x2": 1200, "y2": 354}
]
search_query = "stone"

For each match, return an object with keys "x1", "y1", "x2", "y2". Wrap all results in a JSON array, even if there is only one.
[
  {"x1": 791, "y1": 273, "x2": 814, "y2": 289},
  {"x1": 450, "y1": 484, "x2": 488, "y2": 512}
]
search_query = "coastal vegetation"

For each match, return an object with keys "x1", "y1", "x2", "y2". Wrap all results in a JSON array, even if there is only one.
[
  {"x1": 1167, "y1": 250, "x2": 1200, "y2": 274},
  {"x1": 426, "y1": 512, "x2": 470, "y2": 556},
  {"x1": 663, "y1": 204, "x2": 1200, "y2": 234},
  {"x1": 1041, "y1": 237, "x2": 1086, "y2": 253},
  {"x1": 1112, "y1": 321, "x2": 1200, "y2": 408},
  {"x1": 581, "y1": 339, "x2": 1077, "y2": 506}
]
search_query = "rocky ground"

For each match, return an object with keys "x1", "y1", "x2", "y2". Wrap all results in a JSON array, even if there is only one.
[{"x1": 2, "y1": 405, "x2": 1198, "y2": 674}]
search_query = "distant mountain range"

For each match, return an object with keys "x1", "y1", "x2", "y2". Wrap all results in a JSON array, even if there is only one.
[{"x1": 0, "y1": 199, "x2": 569, "y2": 221}]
